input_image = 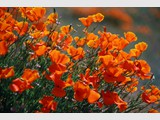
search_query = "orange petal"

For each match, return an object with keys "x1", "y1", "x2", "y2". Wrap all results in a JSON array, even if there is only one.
[
  {"x1": 0, "y1": 41, "x2": 8, "y2": 56},
  {"x1": 124, "y1": 32, "x2": 137, "y2": 43},
  {"x1": 88, "y1": 89, "x2": 100, "y2": 104},
  {"x1": 52, "y1": 87, "x2": 66, "y2": 98},
  {"x1": 14, "y1": 22, "x2": 28, "y2": 36},
  {"x1": 92, "y1": 13, "x2": 104, "y2": 22},
  {"x1": 10, "y1": 84, "x2": 19, "y2": 92},
  {"x1": 135, "y1": 42, "x2": 148, "y2": 52},
  {"x1": 2, "y1": 66, "x2": 14, "y2": 79},
  {"x1": 49, "y1": 50, "x2": 70, "y2": 64},
  {"x1": 21, "y1": 69, "x2": 40, "y2": 83},
  {"x1": 79, "y1": 15, "x2": 93, "y2": 27}
]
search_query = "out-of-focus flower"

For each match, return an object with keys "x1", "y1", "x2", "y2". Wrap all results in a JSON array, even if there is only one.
[{"x1": 39, "y1": 96, "x2": 57, "y2": 113}]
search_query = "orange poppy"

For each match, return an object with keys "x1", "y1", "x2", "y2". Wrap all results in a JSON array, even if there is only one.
[
  {"x1": 0, "y1": 41, "x2": 8, "y2": 56},
  {"x1": 135, "y1": 42, "x2": 148, "y2": 52},
  {"x1": 21, "y1": 69, "x2": 40, "y2": 83},
  {"x1": 102, "y1": 90, "x2": 127, "y2": 112},
  {"x1": 79, "y1": 15, "x2": 93, "y2": 27},
  {"x1": 92, "y1": 13, "x2": 104, "y2": 22},
  {"x1": 20, "y1": 7, "x2": 46, "y2": 22},
  {"x1": 31, "y1": 22, "x2": 47, "y2": 31},
  {"x1": 141, "y1": 85, "x2": 160, "y2": 104},
  {"x1": 73, "y1": 81, "x2": 90, "y2": 102},
  {"x1": 65, "y1": 74, "x2": 74, "y2": 87},
  {"x1": 14, "y1": 21, "x2": 28, "y2": 36},
  {"x1": 67, "y1": 46, "x2": 85, "y2": 60},
  {"x1": 125, "y1": 78, "x2": 138, "y2": 93},
  {"x1": 112, "y1": 38, "x2": 129, "y2": 50},
  {"x1": 134, "y1": 60, "x2": 151, "y2": 80},
  {"x1": 50, "y1": 72, "x2": 69, "y2": 98},
  {"x1": 98, "y1": 55, "x2": 114, "y2": 67},
  {"x1": 86, "y1": 33, "x2": 98, "y2": 42},
  {"x1": 52, "y1": 87, "x2": 66, "y2": 98},
  {"x1": 49, "y1": 50, "x2": 70, "y2": 64},
  {"x1": 129, "y1": 49, "x2": 141, "y2": 58},
  {"x1": 141, "y1": 93, "x2": 157, "y2": 104},
  {"x1": 50, "y1": 31, "x2": 58, "y2": 42},
  {"x1": 87, "y1": 89, "x2": 100, "y2": 104},
  {"x1": 74, "y1": 37, "x2": 85, "y2": 46},
  {"x1": 124, "y1": 32, "x2": 137, "y2": 43},
  {"x1": 47, "y1": 12, "x2": 58, "y2": 24},
  {"x1": 80, "y1": 69, "x2": 100, "y2": 90},
  {"x1": 87, "y1": 39, "x2": 100, "y2": 48},
  {"x1": 49, "y1": 62, "x2": 67, "y2": 73},
  {"x1": 1, "y1": 66, "x2": 14, "y2": 79},
  {"x1": 60, "y1": 25, "x2": 73, "y2": 35},
  {"x1": 61, "y1": 34, "x2": 73, "y2": 50},
  {"x1": 39, "y1": 96, "x2": 57, "y2": 112},
  {"x1": 0, "y1": 21, "x2": 12, "y2": 32},
  {"x1": 10, "y1": 78, "x2": 33, "y2": 93},
  {"x1": 31, "y1": 41, "x2": 48, "y2": 56},
  {"x1": 30, "y1": 30, "x2": 49, "y2": 39}
]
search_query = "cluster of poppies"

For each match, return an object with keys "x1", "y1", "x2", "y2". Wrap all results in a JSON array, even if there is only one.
[{"x1": 0, "y1": 7, "x2": 159, "y2": 113}]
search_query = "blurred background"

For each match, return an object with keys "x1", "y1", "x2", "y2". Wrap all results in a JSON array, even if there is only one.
[{"x1": 48, "y1": 7, "x2": 160, "y2": 86}]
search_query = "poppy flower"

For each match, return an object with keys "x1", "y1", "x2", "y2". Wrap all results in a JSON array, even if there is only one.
[
  {"x1": 73, "y1": 81, "x2": 90, "y2": 102},
  {"x1": 0, "y1": 41, "x2": 8, "y2": 56},
  {"x1": 80, "y1": 69, "x2": 100, "y2": 89},
  {"x1": 31, "y1": 41, "x2": 48, "y2": 56},
  {"x1": 52, "y1": 87, "x2": 66, "y2": 98},
  {"x1": 142, "y1": 93, "x2": 157, "y2": 104},
  {"x1": 74, "y1": 37, "x2": 85, "y2": 46},
  {"x1": 98, "y1": 55, "x2": 114, "y2": 67},
  {"x1": 0, "y1": 21, "x2": 12, "y2": 32},
  {"x1": 129, "y1": 49, "x2": 141, "y2": 58},
  {"x1": 21, "y1": 69, "x2": 40, "y2": 83},
  {"x1": 87, "y1": 89, "x2": 100, "y2": 104},
  {"x1": 86, "y1": 33, "x2": 98, "y2": 42},
  {"x1": 67, "y1": 46, "x2": 85, "y2": 60},
  {"x1": 103, "y1": 68, "x2": 126, "y2": 83},
  {"x1": 79, "y1": 15, "x2": 93, "y2": 27},
  {"x1": 112, "y1": 38, "x2": 129, "y2": 50},
  {"x1": 135, "y1": 42, "x2": 148, "y2": 52},
  {"x1": 134, "y1": 60, "x2": 151, "y2": 80},
  {"x1": 50, "y1": 72, "x2": 74, "y2": 97},
  {"x1": 125, "y1": 78, "x2": 138, "y2": 93},
  {"x1": 60, "y1": 25, "x2": 73, "y2": 35},
  {"x1": 92, "y1": 13, "x2": 104, "y2": 22},
  {"x1": 141, "y1": 85, "x2": 160, "y2": 104},
  {"x1": 87, "y1": 39, "x2": 100, "y2": 48},
  {"x1": 61, "y1": 35, "x2": 73, "y2": 50},
  {"x1": 50, "y1": 72, "x2": 71, "y2": 98},
  {"x1": 49, "y1": 62, "x2": 67, "y2": 73},
  {"x1": 102, "y1": 90, "x2": 127, "y2": 112},
  {"x1": 20, "y1": 7, "x2": 46, "y2": 22},
  {"x1": 30, "y1": 30, "x2": 49, "y2": 39},
  {"x1": 14, "y1": 21, "x2": 28, "y2": 36},
  {"x1": 124, "y1": 32, "x2": 137, "y2": 43},
  {"x1": 1, "y1": 66, "x2": 14, "y2": 79},
  {"x1": 50, "y1": 31, "x2": 58, "y2": 42},
  {"x1": 31, "y1": 22, "x2": 47, "y2": 31},
  {"x1": 49, "y1": 50, "x2": 70, "y2": 64},
  {"x1": 47, "y1": 12, "x2": 58, "y2": 24},
  {"x1": 10, "y1": 78, "x2": 33, "y2": 93},
  {"x1": 39, "y1": 96, "x2": 57, "y2": 112}
]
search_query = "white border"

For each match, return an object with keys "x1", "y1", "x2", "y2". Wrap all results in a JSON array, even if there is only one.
[
  {"x1": 0, "y1": 1, "x2": 160, "y2": 120},
  {"x1": 0, "y1": 0, "x2": 160, "y2": 7},
  {"x1": 0, "y1": 113, "x2": 160, "y2": 120}
]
